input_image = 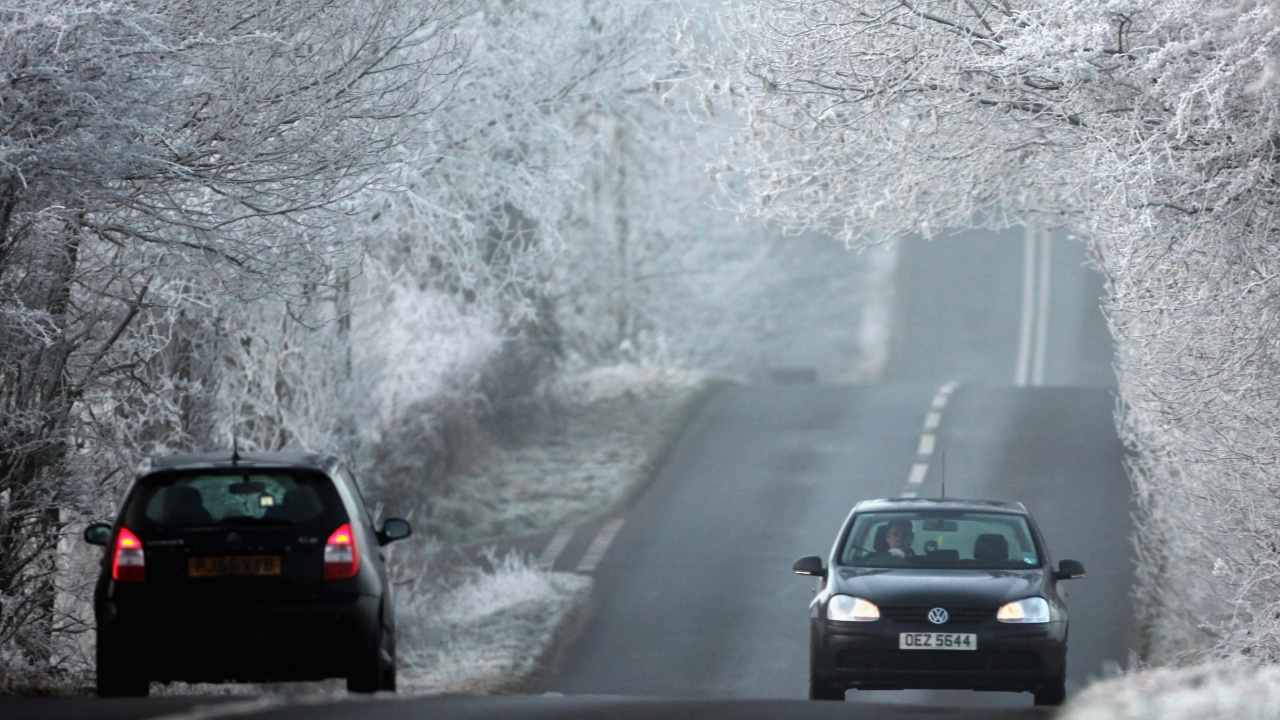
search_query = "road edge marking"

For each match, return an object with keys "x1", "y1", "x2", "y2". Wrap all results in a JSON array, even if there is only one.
[
  {"x1": 576, "y1": 518, "x2": 625, "y2": 573},
  {"x1": 537, "y1": 527, "x2": 576, "y2": 570}
]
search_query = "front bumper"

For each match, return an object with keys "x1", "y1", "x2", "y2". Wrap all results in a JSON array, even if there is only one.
[{"x1": 812, "y1": 619, "x2": 1067, "y2": 692}]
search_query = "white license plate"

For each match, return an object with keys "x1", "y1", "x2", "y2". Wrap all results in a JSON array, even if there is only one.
[{"x1": 898, "y1": 632, "x2": 977, "y2": 650}]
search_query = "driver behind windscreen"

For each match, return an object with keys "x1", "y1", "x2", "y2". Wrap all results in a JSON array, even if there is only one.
[{"x1": 883, "y1": 519, "x2": 915, "y2": 558}]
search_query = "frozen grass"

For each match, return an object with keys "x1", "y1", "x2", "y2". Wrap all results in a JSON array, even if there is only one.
[
  {"x1": 428, "y1": 366, "x2": 732, "y2": 542},
  {"x1": 1060, "y1": 663, "x2": 1280, "y2": 720},
  {"x1": 395, "y1": 549, "x2": 591, "y2": 694},
  {"x1": 390, "y1": 365, "x2": 727, "y2": 694}
]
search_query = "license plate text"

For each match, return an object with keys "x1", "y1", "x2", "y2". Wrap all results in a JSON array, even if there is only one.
[{"x1": 898, "y1": 632, "x2": 977, "y2": 650}]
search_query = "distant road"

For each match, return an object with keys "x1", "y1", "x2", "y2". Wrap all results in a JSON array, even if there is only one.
[{"x1": 887, "y1": 228, "x2": 1116, "y2": 389}]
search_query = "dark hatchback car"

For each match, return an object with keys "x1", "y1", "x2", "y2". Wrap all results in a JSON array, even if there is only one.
[
  {"x1": 793, "y1": 498, "x2": 1085, "y2": 706},
  {"x1": 84, "y1": 451, "x2": 411, "y2": 696}
]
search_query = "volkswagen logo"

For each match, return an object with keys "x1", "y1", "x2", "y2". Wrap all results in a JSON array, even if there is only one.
[{"x1": 927, "y1": 607, "x2": 949, "y2": 625}]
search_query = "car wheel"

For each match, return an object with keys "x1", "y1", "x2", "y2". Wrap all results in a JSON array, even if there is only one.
[
  {"x1": 96, "y1": 642, "x2": 149, "y2": 697},
  {"x1": 349, "y1": 622, "x2": 391, "y2": 694},
  {"x1": 96, "y1": 661, "x2": 150, "y2": 697},
  {"x1": 97, "y1": 672, "x2": 150, "y2": 697},
  {"x1": 378, "y1": 628, "x2": 397, "y2": 692},
  {"x1": 1033, "y1": 677, "x2": 1066, "y2": 706},
  {"x1": 347, "y1": 661, "x2": 379, "y2": 693},
  {"x1": 808, "y1": 678, "x2": 845, "y2": 701}
]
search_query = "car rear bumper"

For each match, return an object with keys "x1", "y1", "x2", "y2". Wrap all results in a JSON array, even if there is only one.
[
  {"x1": 813, "y1": 620, "x2": 1067, "y2": 692},
  {"x1": 97, "y1": 593, "x2": 382, "y2": 683}
]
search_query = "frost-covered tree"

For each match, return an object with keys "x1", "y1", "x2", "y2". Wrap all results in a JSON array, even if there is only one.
[
  {"x1": 0, "y1": 0, "x2": 463, "y2": 669},
  {"x1": 339, "y1": 0, "x2": 668, "y2": 494},
  {"x1": 348, "y1": 0, "x2": 799, "y2": 478},
  {"x1": 724, "y1": 0, "x2": 1280, "y2": 662}
]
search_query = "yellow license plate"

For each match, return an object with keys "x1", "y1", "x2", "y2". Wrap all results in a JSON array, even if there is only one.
[{"x1": 188, "y1": 555, "x2": 282, "y2": 577}]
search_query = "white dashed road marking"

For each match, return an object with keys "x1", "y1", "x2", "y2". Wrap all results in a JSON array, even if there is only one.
[
  {"x1": 576, "y1": 518, "x2": 625, "y2": 573},
  {"x1": 537, "y1": 527, "x2": 576, "y2": 569},
  {"x1": 917, "y1": 434, "x2": 935, "y2": 456},
  {"x1": 904, "y1": 383, "x2": 959, "y2": 493},
  {"x1": 907, "y1": 463, "x2": 929, "y2": 485}
]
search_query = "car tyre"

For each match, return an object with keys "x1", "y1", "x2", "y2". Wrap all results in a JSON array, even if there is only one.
[
  {"x1": 97, "y1": 672, "x2": 150, "y2": 697},
  {"x1": 347, "y1": 661, "x2": 379, "y2": 694},
  {"x1": 808, "y1": 678, "x2": 845, "y2": 701},
  {"x1": 1033, "y1": 677, "x2": 1066, "y2": 706},
  {"x1": 348, "y1": 623, "x2": 390, "y2": 694},
  {"x1": 96, "y1": 642, "x2": 149, "y2": 697},
  {"x1": 378, "y1": 629, "x2": 397, "y2": 692},
  {"x1": 96, "y1": 663, "x2": 150, "y2": 697}
]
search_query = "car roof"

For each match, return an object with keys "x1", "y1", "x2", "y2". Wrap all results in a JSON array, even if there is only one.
[
  {"x1": 851, "y1": 497, "x2": 1029, "y2": 514},
  {"x1": 138, "y1": 451, "x2": 342, "y2": 477}
]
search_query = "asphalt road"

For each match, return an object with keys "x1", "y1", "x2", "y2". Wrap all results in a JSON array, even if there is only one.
[
  {"x1": 1, "y1": 230, "x2": 1134, "y2": 720},
  {"x1": 546, "y1": 387, "x2": 1131, "y2": 705}
]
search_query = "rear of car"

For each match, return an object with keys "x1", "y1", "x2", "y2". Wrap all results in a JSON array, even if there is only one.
[
  {"x1": 86, "y1": 453, "x2": 408, "y2": 696},
  {"x1": 794, "y1": 498, "x2": 1084, "y2": 706}
]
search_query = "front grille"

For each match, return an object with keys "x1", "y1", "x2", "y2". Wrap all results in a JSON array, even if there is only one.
[
  {"x1": 879, "y1": 606, "x2": 994, "y2": 625},
  {"x1": 836, "y1": 650, "x2": 1040, "y2": 673}
]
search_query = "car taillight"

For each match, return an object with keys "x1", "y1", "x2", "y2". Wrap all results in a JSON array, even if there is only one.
[
  {"x1": 112, "y1": 527, "x2": 146, "y2": 583},
  {"x1": 324, "y1": 523, "x2": 359, "y2": 580}
]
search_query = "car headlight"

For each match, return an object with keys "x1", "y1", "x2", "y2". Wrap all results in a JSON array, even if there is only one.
[
  {"x1": 827, "y1": 595, "x2": 880, "y2": 622},
  {"x1": 997, "y1": 597, "x2": 1050, "y2": 623}
]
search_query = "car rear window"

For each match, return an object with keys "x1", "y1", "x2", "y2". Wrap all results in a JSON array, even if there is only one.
[
  {"x1": 840, "y1": 511, "x2": 1041, "y2": 570},
  {"x1": 129, "y1": 471, "x2": 344, "y2": 528}
]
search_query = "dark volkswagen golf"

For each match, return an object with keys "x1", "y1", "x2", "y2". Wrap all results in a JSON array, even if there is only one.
[
  {"x1": 793, "y1": 498, "x2": 1084, "y2": 706},
  {"x1": 84, "y1": 451, "x2": 411, "y2": 696}
]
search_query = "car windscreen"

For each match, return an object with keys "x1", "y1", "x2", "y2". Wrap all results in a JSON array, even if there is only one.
[
  {"x1": 128, "y1": 471, "x2": 345, "y2": 528},
  {"x1": 839, "y1": 511, "x2": 1041, "y2": 570}
]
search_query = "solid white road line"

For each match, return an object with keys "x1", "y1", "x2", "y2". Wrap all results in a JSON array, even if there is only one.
[
  {"x1": 537, "y1": 527, "x2": 576, "y2": 570},
  {"x1": 1033, "y1": 228, "x2": 1052, "y2": 386},
  {"x1": 576, "y1": 518, "x2": 625, "y2": 573},
  {"x1": 1016, "y1": 225, "x2": 1052, "y2": 387}
]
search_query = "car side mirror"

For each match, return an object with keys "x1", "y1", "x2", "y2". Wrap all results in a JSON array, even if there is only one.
[
  {"x1": 84, "y1": 523, "x2": 112, "y2": 546},
  {"x1": 1056, "y1": 559, "x2": 1085, "y2": 580},
  {"x1": 377, "y1": 518, "x2": 412, "y2": 546},
  {"x1": 793, "y1": 555, "x2": 826, "y2": 578}
]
